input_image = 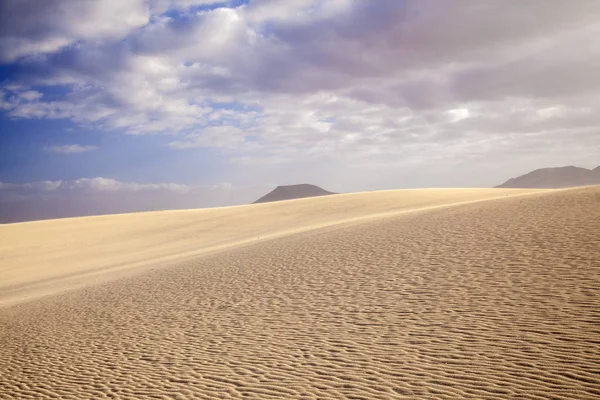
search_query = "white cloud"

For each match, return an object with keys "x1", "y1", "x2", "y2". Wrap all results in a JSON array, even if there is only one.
[
  {"x1": 19, "y1": 90, "x2": 44, "y2": 102},
  {"x1": 244, "y1": 0, "x2": 353, "y2": 24},
  {"x1": 1, "y1": 0, "x2": 600, "y2": 194},
  {"x1": 69, "y1": 178, "x2": 192, "y2": 193},
  {"x1": 45, "y1": 144, "x2": 98, "y2": 154},
  {"x1": 0, "y1": 180, "x2": 64, "y2": 192},
  {"x1": 149, "y1": 0, "x2": 232, "y2": 15},
  {"x1": 447, "y1": 108, "x2": 470, "y2": 123},
  {"x1": 0, "y1": 178, "x2": 191, "y2": 193},
  {"x1": 169, "y1": 126, "x2": 249, "y2": 150}
]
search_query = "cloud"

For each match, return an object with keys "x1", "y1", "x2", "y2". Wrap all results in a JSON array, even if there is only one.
[
  {"x1": 0, "y1": 177, "x2": 191, "y2": 193},
  {"x1": 0, "y1": 180, "x2": 64, "y2": 192},
  {"x1": 168, "y1": 126, "x2": 250, "y2": 150},
  {"x1": 1, "y1": 0, "x2": 599, "y2": 194},
  {"x1": 44, "y1": 144, "x2": 98, "y2": 154},
  {"x1": 69, "y1": 177, "x2": 192, "y2": 193},
  {"x1": 0, "y1": 0, "x2": 151, "y2": 62}
]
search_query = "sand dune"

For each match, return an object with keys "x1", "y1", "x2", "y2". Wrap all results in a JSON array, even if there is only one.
[
  {"x1": 0, "y1": 188, "x2": 544, "y2": 307},
  {"x1": 1, "y1": 187, "x2": 599, "y2": 399}
]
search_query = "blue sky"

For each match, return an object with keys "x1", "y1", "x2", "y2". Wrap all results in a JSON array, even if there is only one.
[
  {"x1": 0, "y1": 115, "x2": 227, "y2": 184},
  {"x1": 1, "y1": 0, "x2": 600, "y2": 222}
]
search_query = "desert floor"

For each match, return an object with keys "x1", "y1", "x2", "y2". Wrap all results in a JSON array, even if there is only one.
[{"x1": 1, "y1": 187, "x2": 599, "y2": 399}]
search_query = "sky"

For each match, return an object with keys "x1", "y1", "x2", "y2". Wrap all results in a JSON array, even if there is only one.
[{"x1": 1, "y1": 0, "x2": 599, "y2": 222}]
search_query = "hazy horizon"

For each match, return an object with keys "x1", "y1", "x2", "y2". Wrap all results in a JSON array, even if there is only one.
[{"x1": 2, "y1": 1, "x2": 600, "y2": 222}]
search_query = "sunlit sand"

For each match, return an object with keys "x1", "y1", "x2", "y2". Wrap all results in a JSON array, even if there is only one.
[
  {"x1": 0, "y1": 188, "x2": 544, "y2": 306},
  {"x1": 1, "y1": 187, "x2": 599, "y2": 399}
]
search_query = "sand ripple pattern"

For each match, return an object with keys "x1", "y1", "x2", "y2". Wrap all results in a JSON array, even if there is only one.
[{"x1": 1, "y1": 187, "x2": 600, "y2": 399}]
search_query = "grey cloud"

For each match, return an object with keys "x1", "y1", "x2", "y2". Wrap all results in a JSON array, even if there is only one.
[
  {"x1": 0, "y1": 0, "x2": 149, "y2": 62},
  {"x1": 5, "y1": 1, "x2": 600, "y2": 99},
  {"x1": 237, "y1": 1, "x2": 600, "y2": 95}
]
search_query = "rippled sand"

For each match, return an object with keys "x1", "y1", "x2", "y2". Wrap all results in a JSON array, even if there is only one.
[{"x1": 1, "y1": 187, "x2": 599, "y2": 399}]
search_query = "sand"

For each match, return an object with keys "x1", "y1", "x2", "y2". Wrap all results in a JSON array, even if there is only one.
[
  {"x1": 1, "y1": 187, "x2": 599, "y2": 399},
  {"x1": 0, "y1": 188, "x2": 545, "y2": 307}
]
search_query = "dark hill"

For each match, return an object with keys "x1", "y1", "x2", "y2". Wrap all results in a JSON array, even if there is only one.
[
  {"x1": 253, "y1": 184, "x2": 336, "y2": 204},
  {"x1": 495, "y1": 165, "x2": 600, "y2": 188}
]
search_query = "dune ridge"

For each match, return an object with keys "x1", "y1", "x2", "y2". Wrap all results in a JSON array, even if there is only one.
[
  {"x1": 1, "y1": 186, "x2": 599, "y2": 399},
  {"x1": 0, "y1": 188, "x2": 547, "y2": 307}
]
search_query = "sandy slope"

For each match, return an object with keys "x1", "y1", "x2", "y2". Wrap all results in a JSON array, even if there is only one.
[
  {"x1": 1, "y1": 187, "x2": 599, "y2": 399},
  {"x1": 0, "y1": 188, "x2": 545, "y2": 306}
]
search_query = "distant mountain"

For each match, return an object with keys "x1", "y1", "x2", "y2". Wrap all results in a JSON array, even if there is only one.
[
  {"x1": 495, "y1": 165, "x2": 600, "y2": 188},
  {"x1": 253, "y1": 184, "x2": 337, "y2": 204}
]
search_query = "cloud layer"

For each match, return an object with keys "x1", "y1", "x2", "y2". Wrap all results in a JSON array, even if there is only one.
[
  {"x1": 1, "y1": 0, "x2": 599, "y2": 221},
  {"x1": 0, "y1": 177, "x2": 191, "y2": 193}
]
